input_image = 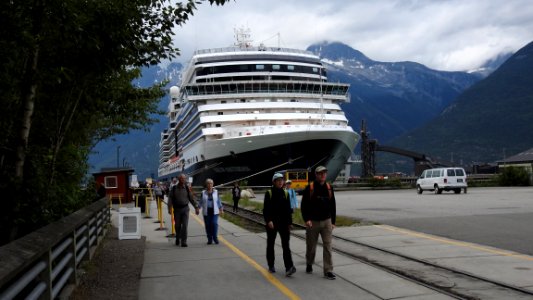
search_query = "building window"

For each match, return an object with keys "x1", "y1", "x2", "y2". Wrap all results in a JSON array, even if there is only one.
[
  {"x1": 104, "y1": 176, "x2": 118, "y2": 188},
  {"x1": 216, "y1": 124, "x2": 221, "y2": 127},
  {"x1": 218, "y1": 112, "x2": 223, "y2": 115},
  {"x1": 221, "y1": 100, "x2": 226, "y2": 104}
]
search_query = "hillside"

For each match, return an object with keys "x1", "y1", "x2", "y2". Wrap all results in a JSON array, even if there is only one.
[
  {"x1": 308, "y1": 42, "x2": 483, "y2": 142},
  {"x1": 390, "y1": 41, "x2": 533, "y2": 165}
]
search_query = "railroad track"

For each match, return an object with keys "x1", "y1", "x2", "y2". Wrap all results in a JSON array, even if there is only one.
[{"x1": 223, "y1": 204, "x2": 533, "y2": 300}]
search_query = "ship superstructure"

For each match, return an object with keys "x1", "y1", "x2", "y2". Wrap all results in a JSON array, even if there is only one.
[{"x1": 158, "y1": 35, "x2": 359, "y2": 185}]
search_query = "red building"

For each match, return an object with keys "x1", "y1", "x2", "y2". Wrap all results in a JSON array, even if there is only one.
[{"x1": 93, "y1": 168, "x2": 135, "y2": 203}]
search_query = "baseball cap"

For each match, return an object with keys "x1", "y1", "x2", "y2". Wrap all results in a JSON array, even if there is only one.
[
  {"x1": 272, "y1": 173, "x2": 284, "y2": 181},
  {"x1": 315, "y1": 165, "x2": 328, "y2": 173},
  {"x1": 286, "y1": 180, "x2": 292, "y2": 184}
]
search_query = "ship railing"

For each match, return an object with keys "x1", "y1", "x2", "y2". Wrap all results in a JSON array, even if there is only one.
[
  {"x1": 194, "y1": 46, "x2": 312, "y2": 56},
  {"x1": 183, "y1": 81, "x2": 349, "y2": 98}
]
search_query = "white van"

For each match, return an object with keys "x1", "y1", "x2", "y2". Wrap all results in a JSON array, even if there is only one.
[{"x1": 416, "y1": 167, "x2": 467, "y2": 194}]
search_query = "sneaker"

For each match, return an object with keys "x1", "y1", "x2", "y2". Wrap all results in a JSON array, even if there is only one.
[
  {"x1": 324, "y1": 272, "x2": 336, "y2": 280},
  {"x1": 306, "y1": 264, "x2": 313, "y2": 274},
  {"x1": 285, "y1": 266, "x2": 296, "y2": 277},
  {"x1": 268, "y1": 266, "x2": 276, "y2": 273}
]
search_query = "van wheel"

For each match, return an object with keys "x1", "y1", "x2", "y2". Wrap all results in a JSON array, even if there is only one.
[
  {"x1": 417, "y1": 186, "x2": 423, "y2": 194},
  {"x1": 434, "y1": 185, "x2": 442, "y2": 194},
  {"x1": 454, "y1": 189, "x2": 461, "y2": 194}
]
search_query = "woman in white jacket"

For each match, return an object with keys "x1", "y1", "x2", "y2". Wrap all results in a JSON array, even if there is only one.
[{"x1": 199, "y1": 178, "x2": 224, "y2": 244}]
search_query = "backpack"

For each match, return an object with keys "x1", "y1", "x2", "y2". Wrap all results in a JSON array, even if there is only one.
[{"x1": 309, "y1": 182, "x2": 332, "y2": 200}]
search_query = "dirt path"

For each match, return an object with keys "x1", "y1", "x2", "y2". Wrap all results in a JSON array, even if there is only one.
[{"x1": 70, "y1": 226, "x2": 145, "y2": 300}]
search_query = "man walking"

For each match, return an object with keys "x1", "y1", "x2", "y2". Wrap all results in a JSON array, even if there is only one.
[
  {"x1": 301, "y1": 166, "x2": 337, "y2": 280},
  {"x1": 167, "y1": 174, "x2": 199, "y2": 247},
  {"x1": 263, "y1": 173, "x2": 296, "y2": 277}
]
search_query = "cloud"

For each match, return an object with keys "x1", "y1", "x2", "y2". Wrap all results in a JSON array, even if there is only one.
[{"x1": 172, "y1": 0, "x2": 533, "y2": 71}]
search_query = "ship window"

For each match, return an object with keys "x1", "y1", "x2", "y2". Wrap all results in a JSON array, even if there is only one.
[
  {"x1": 240, "y1": 99, "x2": 246, "y2": 102},
  {"x1": 327, "y1": 111, "x2": 331, "y2": 114},
  {"x1": 312, "y1": 67, "x2": 319, "y2": 73},
  {"x1": 256, "y1": 64, "x2": 265, "y2": 70},
  {"x1": 216, "y1": 124, "x2": 221, "y2": 127},
  {"x1": 287, "y1": 65, "x2": 295, "y2": 71},
  {"x1": 239, "y1": 65, "x2": 249, "y2": 71},
  {"x1": 290, "y1": 99, "x2": 296, "y2": 102},
  {"x1": 218, "y1": 112, "x2": 223, "y2": 115},
  {"x1": 272, "y1": 65, "x2": 281, "y2": 70},
  {"x1": 221, "y1": 100, "x2": 226, "y2": 104}
]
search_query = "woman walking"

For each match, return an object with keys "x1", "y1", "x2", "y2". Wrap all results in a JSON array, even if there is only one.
[{"x1": 199, "y1": 178, "x2": 224, "y2": 244}]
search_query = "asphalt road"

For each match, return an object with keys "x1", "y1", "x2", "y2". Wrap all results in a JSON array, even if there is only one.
[{"x1": 334, "y1": 187, "x2": 533, "y2": 256}]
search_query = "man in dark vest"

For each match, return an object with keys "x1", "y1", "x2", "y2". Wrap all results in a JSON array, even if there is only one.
[
  {"x1": 301, "y1": 165, "x2": 337, "y2": 280},
  {"x1": 263, "y1": 173, "x2": 296, "y2": 277},
  {"x1": 167, "y1": 174, "x2": 199, "y2": 247}
]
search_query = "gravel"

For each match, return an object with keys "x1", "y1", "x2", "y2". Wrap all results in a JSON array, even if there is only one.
[{"x1": 70, "y1": 225, "x2": 146, "y2": 300}]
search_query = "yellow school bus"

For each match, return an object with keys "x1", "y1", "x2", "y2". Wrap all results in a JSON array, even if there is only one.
[{"x1": 277, "y1": 169, "x2": 309, "y2": 191}]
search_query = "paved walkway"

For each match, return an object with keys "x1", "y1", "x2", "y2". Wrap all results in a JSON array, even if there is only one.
[{"x1": 114, "y1": 201, "x2": 533, "y2": 299}]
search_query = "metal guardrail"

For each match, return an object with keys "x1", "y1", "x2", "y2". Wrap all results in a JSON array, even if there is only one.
[{"x1": 0, "y1": 198, "x2": 110, "y2": 300}]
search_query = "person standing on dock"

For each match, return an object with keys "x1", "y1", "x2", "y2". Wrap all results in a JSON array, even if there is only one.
[
  {"x1": 167, "y1": 174, "x2": 199, "y2": 247},
  {"x1": 301, "y1": 165, "x2": 337, "y2": 280},
  {"x1": 231, "y1": 182, "x2": 241, "y2": 212},
  {"x1": 285, "y1": 180, "x2": 298, "y2": 212},
  {"x1": 199, "y1": 178, "x2": 224, "y2": 244},
  {"x1": 263, "y1": 173, "x2": 296, "y2": 277}
]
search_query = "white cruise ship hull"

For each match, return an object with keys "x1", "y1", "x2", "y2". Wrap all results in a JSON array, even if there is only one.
[{"x1": 162, "y1": 127, "x2": 359, "y2": 186}]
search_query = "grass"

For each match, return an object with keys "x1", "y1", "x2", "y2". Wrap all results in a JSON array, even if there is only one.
[{"x1": 220, "y1": 192, "x2": 363, "y2": 227}]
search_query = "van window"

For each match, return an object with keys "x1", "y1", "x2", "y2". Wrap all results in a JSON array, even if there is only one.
[
  {"x1": 429, "y1": 170, "x2": 436, "y2": 178},
  {"x1": 447, "y1": 169, "x2": 456, "y2": 176},
  {"x1": 455, "y1": 169, "x2": 465, "y2": 176}
]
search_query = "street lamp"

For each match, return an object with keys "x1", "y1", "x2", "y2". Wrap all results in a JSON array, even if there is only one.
[{"x1": 116, "y1": 146, "x2": 121, "y2": 168}]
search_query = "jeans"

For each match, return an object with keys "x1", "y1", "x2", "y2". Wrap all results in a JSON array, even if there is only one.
[{"x1": 203, "y1": 212, "x2": 219, "y2": 243}]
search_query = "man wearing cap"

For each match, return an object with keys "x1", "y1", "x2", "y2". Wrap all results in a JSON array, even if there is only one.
[
  {"x1": 263, "y1": 173, "x2": 296, "y2": 277},
  {"x1": 301, "y1": 165, "x2": 337, "y2": 280}
]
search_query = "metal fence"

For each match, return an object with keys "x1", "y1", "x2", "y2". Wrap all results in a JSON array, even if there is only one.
[{"x1": 0, "y1": 198, "x2": 110, "y2": 300}]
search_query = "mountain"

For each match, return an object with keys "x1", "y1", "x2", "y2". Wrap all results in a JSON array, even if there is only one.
[
  {"x1": 308, "y1": 42, "x2": 484, "y2": 142},
  {"x1": 468, "y1": 51, "x2": 514, "y2": 77},
  {"x1": 390, "y1": 41, "x2": 533, "y2": 165},
  {"x1": 88, "y1": 63, "x2": 182, "y2": 180}
]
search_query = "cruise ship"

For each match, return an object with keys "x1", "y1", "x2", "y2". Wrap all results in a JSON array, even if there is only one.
[{"x1": 158, "y1": 31, "x2": 359, "y2": 186}]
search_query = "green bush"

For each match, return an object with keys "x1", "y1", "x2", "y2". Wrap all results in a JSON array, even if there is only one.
[{"x1": 498, "y1": 166, "x2": 530, "y2": 186}]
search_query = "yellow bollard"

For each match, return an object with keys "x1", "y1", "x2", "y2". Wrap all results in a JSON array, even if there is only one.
[
  {"x1": 171, "y1": 207, "x2": 176, "y2": 235},
  {"x1": 118, "y1": 195, "x2": 122, "y2": 208},
  {"x1": 108, "y1": 194, "x2": 112, "y2": 209},
  {"x1": 135, "y1": 193, "x2": 139, "y2": 207}
]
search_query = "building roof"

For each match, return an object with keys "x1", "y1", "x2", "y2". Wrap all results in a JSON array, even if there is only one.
[
  {"x1": 498, "y1": 147, "x2": 533, "y2": 164},
  {"x1": 93, "y1": 167, "x2": 135, "y2": 176}
]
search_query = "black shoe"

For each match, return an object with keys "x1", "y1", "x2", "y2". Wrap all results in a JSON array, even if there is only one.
[
  {"x1": 306, "y1": 264, "x2": 313, "y2": 274},
  {"x1": 175, "y1": 240, "x2": 180, "y2": 246},
  {"x1": 268, "y1": 266, "x2": 276, "y2": 273},
  {"x1": 214, "y1": 239, "x2": 219, "y2": 244},
  {"x1": 207, "y1": 241, "x2": 212, "y2": 245},
  {"x1": 181, "y1": 243, "x2": 188, "y2": 247},
  {"x1": 285, "y1": 266, "x2": 296, "y2": 277},
  {"x1": 324, "y1": 272, "x2": 336, "y2": 280}
]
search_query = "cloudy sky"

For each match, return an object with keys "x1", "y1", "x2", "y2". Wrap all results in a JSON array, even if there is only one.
[{"x1": 172, "y1": 0, "x2": 533, "y2": 71}]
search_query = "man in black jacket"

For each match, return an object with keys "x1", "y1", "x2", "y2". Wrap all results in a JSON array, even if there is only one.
[
  {"x1": 263, "y1": 173, "x2": 296, "y2": 277},
  {"x1": 301, "y1": 166, "x2": 337, "y2": 280}
]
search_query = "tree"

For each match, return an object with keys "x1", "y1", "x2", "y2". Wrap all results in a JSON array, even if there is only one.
[{"x1": 0, "y1": 0, "x2": 229, "y2": 245}]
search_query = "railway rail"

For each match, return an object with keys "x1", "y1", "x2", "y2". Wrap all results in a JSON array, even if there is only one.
[{"x1": 223, "y1": 205, "x2": 533, "y2": 300}]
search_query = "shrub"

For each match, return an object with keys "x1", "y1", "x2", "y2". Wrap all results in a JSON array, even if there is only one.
[{"x1": 498, "y1": 166, "x2": 530, "y2": 186}]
